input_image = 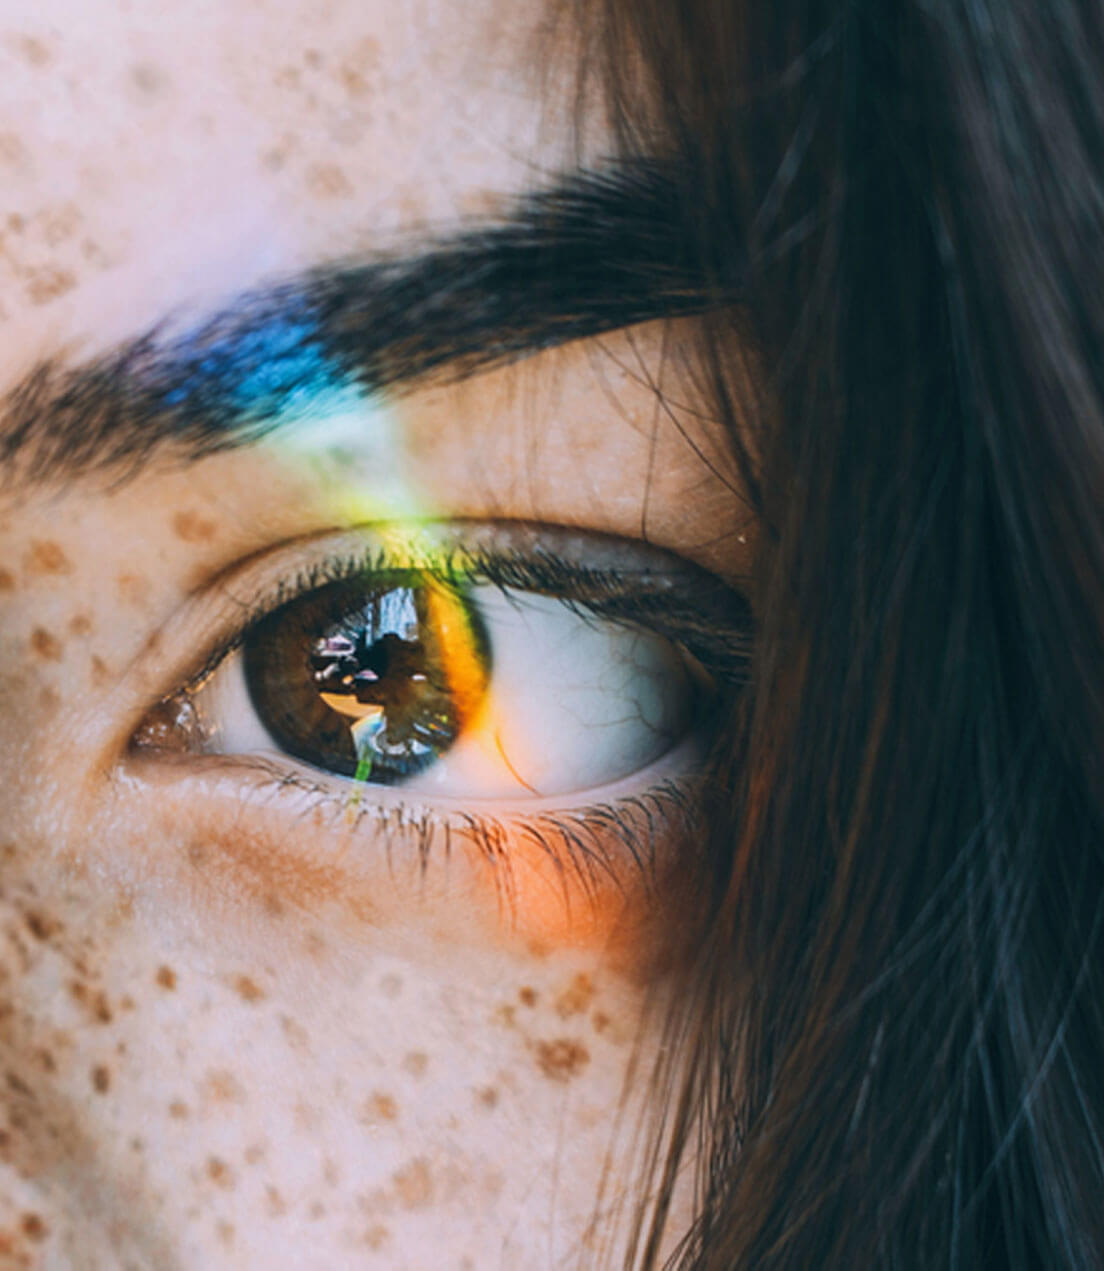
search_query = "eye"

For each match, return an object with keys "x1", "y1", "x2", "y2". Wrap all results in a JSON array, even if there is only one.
[
  {"x1": 138, "y1": 529, "x2": 729, "y2": 801},
  {"x1": 124, "y1": 524, "x2": 751, "y2": 941}
]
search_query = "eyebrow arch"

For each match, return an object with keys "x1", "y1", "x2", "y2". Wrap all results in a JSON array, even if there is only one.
[{"x1": 0, "y1": 160, "x2": 740, "y2": 485}]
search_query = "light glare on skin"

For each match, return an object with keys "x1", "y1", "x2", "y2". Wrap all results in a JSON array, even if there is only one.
[{"x1": 0, "y1": 1, "x2": 753, "y2": 1266}]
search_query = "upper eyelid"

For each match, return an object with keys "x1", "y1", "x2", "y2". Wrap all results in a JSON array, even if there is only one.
[{"x1": 125, "y1": 521, "x2": 754, "y2": 735}]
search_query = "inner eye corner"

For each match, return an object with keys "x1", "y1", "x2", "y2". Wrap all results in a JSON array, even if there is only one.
[{"x1": 130, "y1": 689, "x2": 204, "y2": 755}]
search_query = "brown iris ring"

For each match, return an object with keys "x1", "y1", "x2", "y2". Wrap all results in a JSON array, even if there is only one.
[{"x1": 242, "y1": 572, "x2": 490, "y2": 785}]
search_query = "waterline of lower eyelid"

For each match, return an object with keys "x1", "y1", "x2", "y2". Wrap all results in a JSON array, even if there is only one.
[{"x1": 138, "y1": 727, "x2": 704, "y2": 816}]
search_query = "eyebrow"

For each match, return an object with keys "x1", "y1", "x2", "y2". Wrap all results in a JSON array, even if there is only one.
[{"x1": 0, "y1": 161, "x2": 737, "y2": 485}]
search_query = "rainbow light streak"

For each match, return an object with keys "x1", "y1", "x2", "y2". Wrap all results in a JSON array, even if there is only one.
[
  {"x1": 424, "y1": 582, "x2": 490, "y2": 733},
  {"x1": 228, "y1": 333, "x2": 497, "y2": 802}
]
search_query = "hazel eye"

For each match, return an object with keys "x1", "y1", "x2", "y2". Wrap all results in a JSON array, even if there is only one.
[{"x1": 244, "y1": 573, "x2": 489, "y2": 785}]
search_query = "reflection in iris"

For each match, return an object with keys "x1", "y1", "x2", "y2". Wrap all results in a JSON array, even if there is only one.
[{"x1": 244, "y1": 576, "x2": 490, "y2": 784}]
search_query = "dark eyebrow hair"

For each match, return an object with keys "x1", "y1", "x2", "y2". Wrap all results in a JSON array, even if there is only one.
[{"x1": 0, "y1": 161, "x2": 737, "y2": 485}]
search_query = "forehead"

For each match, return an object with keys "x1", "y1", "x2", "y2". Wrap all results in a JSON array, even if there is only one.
[{"x1": 0, "y1": 0, "x2": 572, "y2": 374}]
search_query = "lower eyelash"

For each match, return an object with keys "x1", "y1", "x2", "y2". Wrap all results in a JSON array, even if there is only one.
[{"x1": 230, "y1": 757, "x2": 699, "y2": 924}]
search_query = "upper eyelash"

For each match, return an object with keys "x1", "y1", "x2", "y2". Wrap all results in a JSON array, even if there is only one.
[{"x1": 169, "y1": 533, "x2": 754, "y2": 705}]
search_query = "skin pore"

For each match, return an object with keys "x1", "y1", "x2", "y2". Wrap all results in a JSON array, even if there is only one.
[{"x1": 0, "y1": 2, "x2": 752, "y2": 1266}]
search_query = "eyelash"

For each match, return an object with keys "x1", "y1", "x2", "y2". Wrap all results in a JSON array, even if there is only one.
[
  {"x1": 227, "y1": 750, "x2": 699, "y2": 909},
  {"x1": 131, "y1": 527, "x2": 750, "y2": 911},
  {"x1": 165, "y1": 533, "x2": 752, "y2": 703}
]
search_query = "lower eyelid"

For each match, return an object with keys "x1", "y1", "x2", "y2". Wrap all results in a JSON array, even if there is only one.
[{"x1": 113, "y1": 748, "x2": 702, "y2": 954}]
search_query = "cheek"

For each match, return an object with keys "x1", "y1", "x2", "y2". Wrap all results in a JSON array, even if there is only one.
[{"x1": 0, "y1": 837, "x2": 670, "y2": 1264}]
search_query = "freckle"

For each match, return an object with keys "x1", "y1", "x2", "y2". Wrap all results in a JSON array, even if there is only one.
[
  {"x1": 200, "y1": 1069, "x2": 245, "y2": 1105},
  {"x1": 494, "y1": 1004, "x2": 516, "y2": 1029},
  {"x1": 323, "y1": 1156, "x2": 340, "y2": 1186},
  {"x1": 518, "y1": 986, "x2": 538, "y2": 1008},
  {"x1": 38, "y1": 684, "x2": 59, "y2": 712},
  {"x1": 232, "y1": 974, "x2": 265, "y2": 1004},
  {"x1": 0, "y1": 131, "x2": 29, "y2": 168},
  {"x1": 534, "y1": 1038, "x2": 590, "y2": 1083},
  {"x1": 25, "y1": 266, "x2": 77, "y2": 305},
  {"x1": 41, "y1": 203, "x2": 81, "y2": 248},
  {"x1": 155, "y1": 965, "x2": 176, "y2": 990},
  {"x1": 0, "y1": 568, "x2": 14, "y2": 591},
  {"x1": 260, "y1": 146, "x2": 288, "y2": 173},
  {"x1": 171, "y1": 509, "x2": 217, "y2": 542},
  {"x1": 20, "y1": 1213, "x2": 46, "y2": 1242},
  {"x1": 294, "y1": 1100, "x2": 320, "y2": 1132},
  {"x1": 401, "y1": 1051, "x2": 427, "y2": 1078},
  {"x1": 35, "y1": 1049, "x2": 55, "y2": 1073},
  {"x1": 23, "y1": 910, "x2": 58, "y2": 942},
  {"x1": 116, "y1": 573, "x2": 150, "y2": 607},
  {"x1": 69, "y1": 613, "x2": 93, "y2": 636},
  {"x1": 393, "y1": 1157, "x2": 434, "y2": 1210},
  {"x1": 91, "y1": 1064, "x2": 111, "y2": 1094},
  {"x1": 349, "y1": 34, "x2": 381, "y2": 69},
  {"x1": 129, "y1": 1136, "x2": 143, "y2": 1153},
  {"x1": 379, "y1": 973, "x2": 402, "y2": 999},
  {"x1": 216, "y1": 1220, "x2": 234, "y2": 1248},
  {"x1": 554, "y1": 973, "x2": 596, "y2": 1018},
  {"x1": 303, "y1": 48, "x2": 323, "y2": 69},
  {"x1": 16, "y1": 36, "x2": 51, "y2": 67},
  {"x1": 340, "y1": 65, "x2": 370, "y2": 97},
  {"x1": 244, "y1": 1143, "x2": 266, "y2": 1166},
  {"x1": 362, "y1": 1091, "x2": 398, "y2": 1123},
  {"x1": 362, "y1": 1224, "x2": 390, "y2": 1250},
  {"x1": 308, "y1": 1201, "x2": 326, "y2": 1220},
  {"x1": 29, "y1": 627, "x2": 61, "y2": 660},
  {"x1": 592, "y1": 1011, "x2": 610, "y2": 1033},
  {"x1": 5, "y1": 213, "x2": 23, "y2": 234},
  {"x1": 279, "y1": 1013, "x2": 310, "y2": 1053},
  {"x1": 305, "y1": 162, "x2": 353, "y2": 200},
  {"x1": 168, "y1": 1100, "x2": 189, "y2": 1119},
  {"x1": 273, "y1": 65, "x2": 301, "y2": 91},
  {"x1": 206, "y1": 1156, "x2": 235, "y2": 1189},
  {"x1": 81, "y1": 238, "x2": 114, "y2": 269},
  {"x1": 130, "y1": 61, "x2": 170, "y2": 96},
  {"x1": 265, "y1": 1185, "x2": 287, "y2": 1217},
  {"x1": 90, "y1": 655, "x2": 110, "y2": 685},
  {"x1": 476, "y1": 1086, "x2": 499, "y2": 1110}
]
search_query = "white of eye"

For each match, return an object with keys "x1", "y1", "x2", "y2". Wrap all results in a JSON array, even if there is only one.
[{"x1": 192, "y1": 586, "x2": 699, "y2": 801}]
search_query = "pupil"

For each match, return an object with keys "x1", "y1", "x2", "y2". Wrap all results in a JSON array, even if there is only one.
[{"x1": 243, "y1": 576, "x2": 489, "y2": 785}]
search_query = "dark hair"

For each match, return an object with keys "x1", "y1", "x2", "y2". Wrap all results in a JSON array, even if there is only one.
[{"x1": 567, "y1": 1, "x2": 1104, "y2": 1265}]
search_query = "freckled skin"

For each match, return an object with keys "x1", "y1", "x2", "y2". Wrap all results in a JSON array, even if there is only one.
[{"x1": 0, "y1": 1, "x2": 754, "y2": 1266}]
